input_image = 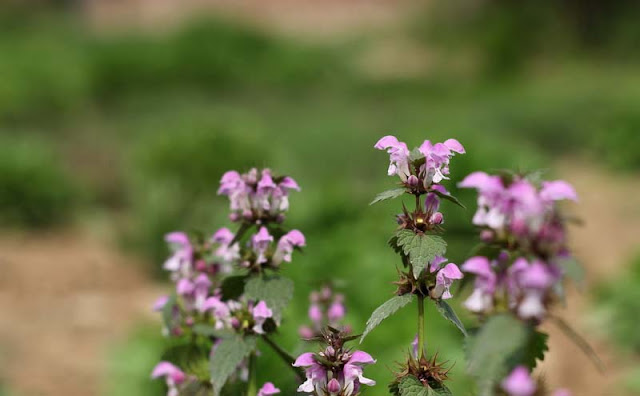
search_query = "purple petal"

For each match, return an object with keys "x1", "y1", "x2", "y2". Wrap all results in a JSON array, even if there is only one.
[
  {"x1": 283, "y1": 229, "x2": 306, "y2": 247},
  {"x1": 176, "y1": 279, "x2": 195, "y2": 295},
  {"x1": 501, "y1": 366, "x2": 536, "y2": 396},
  {"x1": 429, "y1": 255, "x2": 448, "y2": 273},
  {"x1": 165, "y1": 232, "x2": 189, "y2": 245},
  {"x1": 374, "y1": 135, "x2": 400, "y2": 150},
  {"x1": 348, "y1": 350, "x2": 376, "y2": 365},
  {"x1": 252, "y1": 301, "x2": 273, "y2": 320},
  {"x1": 444, "y1": 138, "x2": 465, "y2": 154},
  {"x1": 440, "y1": 263, "x2": 464, "y2": 279},
  {"x1": 151, "y1": 361, "x2": 182, "y2": 379},
  {"x1": 212, "y1": 227, "x2": 234, "y2": 244},
  {"x1": 292, "y1": 352, "x2": 316, "y2": 367},
  {"x1": 540, "y1": 180, "x2": 578, "y2": 202},
  {"x1": 258, "y1": 382, "x2": 281, "y2": 396},
  {"x1": 461, "y1": 256, "x2": 492, "y2": 277},
  {"x1": 279, "y1": 176, "x2": 300, "y2": 191},
  {"x1": 458, "y1": 171, "x2": 491, "y2": 189},
  {"x1": 153, "y1": 295, "x2": 169, "y2": 312}
]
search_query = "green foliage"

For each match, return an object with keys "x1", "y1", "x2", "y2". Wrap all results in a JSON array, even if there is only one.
[
  {"x1": 507, "y1": 330, "x2": 548, "y2": 370},
  {"x1": 361, "y1": 294, "x2": 415, "y2": 343},
  {"x1": 244, "y1": 275, "x2": 295, "y2": 322},
  {"x1": 465, "y1": 315, "x2": 528, "y2": 395},
  {"x1": 210, "y1": 336, "x2": 257, "y2": 396},
  {"x1": 434, "y1": 300, "x2": 467, "y2": 337},
  {"x1": 0, "y1": 136, "x2": 77, "y2": 227},
  {"x1": 396, "y1": 375, "x2": 452, "y2": 396},
  {"x1": 396, "y1": 230, "x2": 448, "y2": 278},
  {"x1": 370, "y1": 188, "x2": 407, "y2": 205},
  {"x1": 220, "y1": 275, "x2": 248, "y2": 301},
  {"x1": 430, "y1": 190, "x2": 466, "y2": 209}
]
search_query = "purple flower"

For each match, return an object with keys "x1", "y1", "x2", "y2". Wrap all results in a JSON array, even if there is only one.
[
  {"x1": 293, "y1": 349, "x2": 376, "y2": 395},
  {"x1": 461, "y1": 257, "x2": 497, "y2": 313},
  {"x1": 163, "y1": 232, "x2": 192, "y2": 275},
  {"x1": 153, "y1": 295, "x2": 169, "y2": 312},
  {"x1": 258, "y1": 382, "x2": 281, "y2": 396},
  {"x1": 211, "y1": 227, "x2": 240, "y2": 267},
  {"x1": 418, "y1": 139, "x2": 465, "y2": 186},
  {"x1": 374, "y1": 135, "x2": 411, "y2": 180},
  {"x1": 273, "y1": 229, "x2": 306, "y2": 265},
  {"x1": 151, "y1": 361, "x2": 186, "y2": 396},
  {"x1": 252, "y1": 227, "x2": 274, "y2": 264},
  {"x1": 434, "y1": 263, "x2": 463, "y2": 299},
  {"x1": 252, "y1": 300, "x2": 273, "y2": 334},
  {"x1": 327, "y1": 299, "x2": 346, "y2": 322},
  {"x1": 501, "y1": 366, "x2": 536, "y2": 396},
  {"x1": 540, "y1": 180, "x2": 578, "y2": 202},
  {"x1": 309, "y1": 304, "x2": 323, "y2": 323}
]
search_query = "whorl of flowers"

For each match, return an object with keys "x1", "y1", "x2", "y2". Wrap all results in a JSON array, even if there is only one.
[
  {"x1": 151, "y1": 167, "x2": 305, "y2": 395},
  {"x1": 458, "y1": 172, "x2": 578, "y2": 321},
  {"x1": 293, "y1": 328, "x2": 376, "y2": 396},
  {"x1": 218, "y1": 168, "x2": 300, "y2": 223}
]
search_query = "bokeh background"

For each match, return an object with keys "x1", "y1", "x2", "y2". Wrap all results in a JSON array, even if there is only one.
[{"x1": 0, "y1": 1, "x2": 639, "y2": 395}]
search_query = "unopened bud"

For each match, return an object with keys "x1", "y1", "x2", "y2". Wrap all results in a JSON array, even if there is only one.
[
  {"x1": 321, "y1": 287, "x2": 332, "y2": 300},
  {"x1": 327, "y1": 378, "x2": 341, "y2": 393},
  {"x1": 231, "y1": 317, "x2": 240, "y2": 329},
  {"x1": 480, "y1": 229, "x2": 494, "y2": 243},
  {"x1": 195, "y1": 260, "x2": 207, "y2": 272},
  {"x1": 229, "y1": 212, "x2": 240, "y2": 222},
  {"x1": 407, "y1": 175, "x2": 419, "y2": 187},
  {"x1": 430, "y1": 212, "x2": 444, "y2": 224},
  {"x1": 325, "y1": 346, "x2": 336, "y2": 357},
  {"x1": 185, "y1": 317, "x2": 195, "y2": 327}
]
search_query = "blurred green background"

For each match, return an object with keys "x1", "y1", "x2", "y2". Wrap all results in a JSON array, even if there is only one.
[{"x1": 1, "y1": 1, "x2": 639, "y2": 395}]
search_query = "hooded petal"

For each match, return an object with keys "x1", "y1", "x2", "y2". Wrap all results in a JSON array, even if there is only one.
[
  {"x1": 540, "y1": 180, "x2": 578, "y2": 202},
  {"x1": 501, "y1": 366, "x2": 536, "y2": 396},
  {"x1": 444, "y1": 138, "x2": 465, "y2": 154},
  {"x1": 293, "y1": 352, "x2": 316, "y2": 367}
]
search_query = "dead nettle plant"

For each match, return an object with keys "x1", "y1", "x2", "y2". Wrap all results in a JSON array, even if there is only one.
[{"x1": 150, "y1": 135, "x2": 597, "y2": 396}]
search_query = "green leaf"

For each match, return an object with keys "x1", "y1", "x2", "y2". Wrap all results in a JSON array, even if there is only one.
[
  {"x1": 557, "y1": 256, "x2": 585, "y2": 286},
  {"x1": 220, "y1": 275, "x2": 247, "y2": 301},
  {"x1": 431, "y1": 189, "x2": 466, "y2": 209},
  {"x1": 465, "y1": 315, "x2": 528, "y2": 395},
  {"x1": 210, "y1": 336, "x2": 257, "y2": 396},
  {"x1": 429, "y1": 383, "x2": 453, "y2": 396},
  {"x1": 434, "y1": 300, "x2": 467, "y2": 337},
  {"x1": 181, "y1": 380, "x2": 214, "y2": 396},
  {"x1": 370, "y1": 188, "x2": 407, "y2": 205},
  {"x1": 398, "y1": 375, "x2": 430, "y2": 396},
  {"x1": 507, "y1": 330, "x2": 548, "y2": 369},
  {"x1": 396, "y1": 230, "x2": 447, "y2": 278},
  {"x1": 360, "y1": 294, "x2": 414, "y2": 343},
  {"x1": 244, "y1": 275, "x2": 294, "y2": 322},
  {"x1": 192, "y1": 324, "x2": 234, "y2": 339}
]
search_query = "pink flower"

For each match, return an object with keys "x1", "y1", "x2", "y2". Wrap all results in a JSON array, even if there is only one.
[
  {"x1": 252, "y1": 227, "x2": 274, "y2": 264},
  {"x1": 461, "y1": 257, "x2": 497, "y2": 313},
  {"x1": 163, "y1": 232, "x2": 192, "y2": 274},
  {"x1": 434, "y1": 263, "x2": 463, "y2": 299},
  {"x1": 308, "y1": 304, "x2": 323, "y2": 323},
  {"x1": 293, "y1": 349, "x2": 376, "y2": 394},
  {"x1": 501, "y1": 366, "x2": 536, "y2": 396},
  {"x1": 540, "y1": 180, "x2": 578, "y2": 202},
  {"x1": 258, "y1": 382, "x2": 280, "y2": 396},
  {"x1": 151, "y1": 361, "x2": 186, "y2": 396},
  {"x1": 374, "y1": 135, "x2": 411, "y2": 180},
  {"x1": 273, "y1": 229, "x2": 306, "y2": 265},
  {"x1": 153, "y1": 295, "x2": 169, "y2": 312},
  {"x1": 252, "y1": 301, "x2": 273, "y2": 334},
  {"x1": 327, "y1": 300, "x2": 346, "y2": 322}
]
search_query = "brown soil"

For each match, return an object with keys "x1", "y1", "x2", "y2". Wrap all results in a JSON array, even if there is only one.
[{"x1": 0, "y1": 230, "x2": 163, "y2": 396}]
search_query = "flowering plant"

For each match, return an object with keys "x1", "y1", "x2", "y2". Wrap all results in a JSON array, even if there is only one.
[{"x1": 149, "y1": 138, "x2": 596, "y2": 396}]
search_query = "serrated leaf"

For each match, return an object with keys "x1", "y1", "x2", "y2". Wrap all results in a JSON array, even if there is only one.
[
  {"x1": 244, "y1": 276, "x2": 294, "y2": 322},
  {"x1": 431, "y1": 189, "x2": 466, "y2": 209},
  {"x1": 210, "y1": 336, "x2": 256, "y2": 396},
  {"x1": 398, "y1": 375, "x2": 430, "y2": 396},
  {"x1": 465, "y1": 315, "x2": 528, "y2": 396},
  {"x1": 507, "y1": 330, "x2": 548, "y2": 369},
  {"x1": 360, "y1": 294, "x2": 414, "y2": 343},
  {"x1": 429, "y1": 383, "x2": 453, "y2": 396},
  {"x1": 396, "y1": 230, "x2": 447, "y2": 278},
  {"x1": 434, "y1": 300, "x2": 467, "y2": 337},
  {"x1": 370, "y1": 188, "x2": 407, "y2": 205},
  {"x1": 220, "y1": 275, "x2": 247, "y2": 301}
]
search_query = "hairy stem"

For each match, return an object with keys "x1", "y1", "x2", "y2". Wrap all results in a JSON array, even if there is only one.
[
  {"x1": 418, "y1": 294, "x2": 425, "y2": 359},
  {"x1": 247, "y1": 353, "x2": 258, "y2": 396},
  {"x1": 262, "y1": 335, "x2": 305, "y2": 379}
]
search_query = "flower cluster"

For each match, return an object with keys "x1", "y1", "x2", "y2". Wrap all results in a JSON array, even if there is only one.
[
  {"x1": 151, "y1": 167, "x2": 305, "y2": 395},
  {"x1": 299, "y1": 286, "x2": 348, "y2": 339},
  {"x1": 501, "y1": 366, "x2": 570, "y2": 396},
  {"x1": 375, "y1": 135, "x2": 465, "y2": 188},
  {"x1": 294, "y1": 329, "x2": 376, "y2": 396},
  {"x1": 459, "y1": 172, "x2": 578, "y2": 321},
  {"x1": 218, "y1": 168, "x2": 300, "y2": 223}
]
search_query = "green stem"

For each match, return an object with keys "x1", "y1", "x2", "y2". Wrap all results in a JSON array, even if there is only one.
[
  {"x1": 418, "y1": 294, "x2": 425, "y2": 359},
  {"x1": 247, "y1": 353, "x2": 258, "y2": 396},
  {"x1": 262, "y1": 335, "x2": 305, "y2": 379}
]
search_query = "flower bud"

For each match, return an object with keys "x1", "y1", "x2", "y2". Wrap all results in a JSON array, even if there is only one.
[
  {"x1": 185, "y1": 317, "x2": 194, "y2": 327},
  {"x1": 309, "y1": 304, "x2": 323, "y2": 323},
  {"x1": 298, "y1": 326, "x2": 314, "y2": 339},
  {"x1": 321, "y1": 287, "x2": 332, "y2": 300},
  {"x1": 407, "y1": 175, "x2": 419, "y2": 187},
  {"x1": 480, "y1": 229, "x2": 494, "y2": 243},
  {"x1": 229, "y1": 212, "x2": 240, "y2": 222},
  {"x1": 195, "y1": 260, "x2": 207, "y2": 272},
  {"x1": 325, "y1": 346, "x2": 336, "y2": 357},
  {"x1": 231, "y1": 317, "x2": 241, "y2": 329},
  {"x1": 430, "y1": 212, "x2": 444, "y2": 224},
  {"x1": 327, "y1": 378, "x2": 341, "y2": 393}
]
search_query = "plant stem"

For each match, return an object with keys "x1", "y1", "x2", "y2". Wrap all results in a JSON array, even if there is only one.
[
  {"x1": 417, "y1": 294, "x2": 425, "y2": 359},
  {"x1": 262, "y1": 335, "x2": 305, "y2": 379},
  {"x1": 247, "y1": 353, "x2": 258, "y2": 396}
]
